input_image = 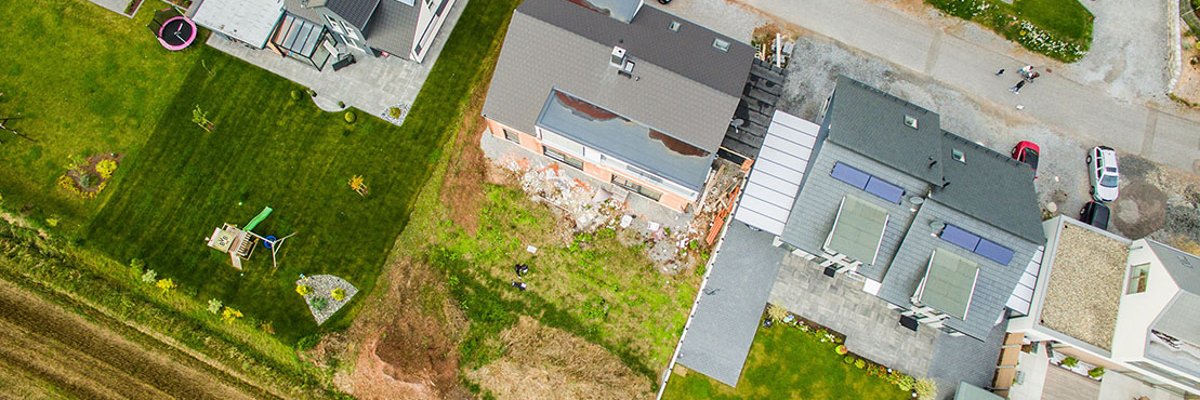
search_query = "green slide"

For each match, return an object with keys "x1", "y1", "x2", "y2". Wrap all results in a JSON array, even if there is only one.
[{"x1": 243, "y1": 206, "x2": 273, "y2": 232}]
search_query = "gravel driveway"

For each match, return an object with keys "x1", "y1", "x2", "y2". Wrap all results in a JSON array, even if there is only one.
[{"x1": 1058, "y1": 0, "x2": 1176, "y2": 103}]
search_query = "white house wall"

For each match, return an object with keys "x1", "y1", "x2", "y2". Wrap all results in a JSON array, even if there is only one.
[
  {"x1": 410, "y1": 0, "x2": 454, "y2": 62},
  {"x1": 1111, "y1": 239, "x2": 1180, "y2": 363}
]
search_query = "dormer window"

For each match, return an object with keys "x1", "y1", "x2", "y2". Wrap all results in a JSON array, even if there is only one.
[
  {"x1": 904, "y1": 115, "x2": 918, "y2": 129},
  {"x1": 712, "y1": 38, "x2": 730, "y2": 52},
  {"x1": 951, "y1": 149, "x2": 965, "y2": 163},
  {"x1": 669, "y1": 21, "x2": 681, "y2": 32}
]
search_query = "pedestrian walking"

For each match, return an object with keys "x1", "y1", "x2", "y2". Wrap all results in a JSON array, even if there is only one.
[
  {"x1": 1010, "y1": 80, "x2": 1026, "y2": 94},
  {"x1": 995, "y1": 68, "x2": 1006, "y2": 76}
]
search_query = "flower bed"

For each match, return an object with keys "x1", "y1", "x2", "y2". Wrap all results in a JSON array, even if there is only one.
[{"x1": 926, "y1": 0, "x2": 1092, "y2": 62}]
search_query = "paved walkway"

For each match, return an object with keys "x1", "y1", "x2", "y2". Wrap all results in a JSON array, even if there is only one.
[
  {"x1": 205, "y1": 0, "x2": 467, "y2": 125},
  {"x1": 769, "y1": 254, "x2": 939, "y2": 378},
  {"x1": 87, "y1": 0, "x2": 132, "y2": 16},
  {"x1": 675, "y1": 221, "x2": 787, "y2": 387},
  {"x1": 738, "y1": 0, "x2": 1200, "y2": 173}
]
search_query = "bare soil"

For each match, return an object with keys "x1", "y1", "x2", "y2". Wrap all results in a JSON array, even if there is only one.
[
  {"x1": 467, "y1": 316, "x2": 653, "y2": 400},
  {"x1": 440, "y1": 114, "x2": 488, "y2": 235},
  {"x1": 1173, "y1": 30, "x2": 1200, "y2": 108},
  {"x1": 0, "y1": 278, "x2": 265, "y2": 400},
  {"x1": 335, "y1": 256, "x2": 468, "y2": 400}
]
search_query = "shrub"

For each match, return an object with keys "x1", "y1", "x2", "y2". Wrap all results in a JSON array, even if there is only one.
[
  {"x1": 855, "y1": 359, "x2": 866, "y2": 369},
  {"x1": 155, "y1": 278, "x2": 176, "y2": 292},
  {"x1": 344, "y1": 111, "x2": 357, "y2": 124},
  {"x1": 844, "y1": 356, "x2": 854, "y2": 364},
  {"x1": 129, "y1": 258, "x2": 146, "y2": 273},
  {"x1": 221, "y1": 307, "x2": 243, "y2": 324},
  {"x1": 1088, "y1": 366, "x2": 1105, "y2": 378},
  {"x1": 45, "y1": 217, "x2": 59, "y2": 227},
  {"x1": 331, "y1": 288, "x2": 346, "y2": 301},
  {"x1": 140, "y1": 269, "x2": 157, "y2": 283},
  {"x1": 207, "y1": 298, "x2": 223, "y2": 314},
  {"x1": 835, "y1": 345, "x2": 849, "y2": 355},
  {"x1": 310, "y1": 297, "x2": 329, "y2": 311},
  {"x1": 78, "y1": 173, "x2": 99, "y2": 189},
  {"x1": 295, "y1": 284, "x2": 311, "y2": 296},
  {"x1": 387, "y1": 106, "x2": 403, "y2": 119},
  {"x1": 896, "y1": 374, "x2": 916, "y2": 391},
  {"x1": 766, "y1": 304, "x2": 788, "y2": 323},
  {"x1": 96, "y1": 159, "x2": 118, "y2": 179},
  {"x1": 1061, "y1": 356, "x2": 1079, "y2": 368},
  {"x1": 290, "y1": 90, "x2": 301, "y2": 101},
  {"x1": 914, "y1": 378, "x2": 937, "y2": 400}
]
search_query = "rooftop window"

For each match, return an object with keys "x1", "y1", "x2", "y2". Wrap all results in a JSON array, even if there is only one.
[
  {"x1": 712, "y1": 38, "x2": 730, "y2": 52},
  {"x1": 904, "y1": 115, "x2": 918, "y2": 129},
  {"x1": 669, "y1": 21, "x2": 681, "y2": 32},
  {"x1": 951, "y1": 149, "x2": 966, "y2": 163}
]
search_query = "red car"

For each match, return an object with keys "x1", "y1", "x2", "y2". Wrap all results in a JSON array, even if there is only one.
[{"x1": 1011, "y1": 141, "x2": 1040, "y2": 178}]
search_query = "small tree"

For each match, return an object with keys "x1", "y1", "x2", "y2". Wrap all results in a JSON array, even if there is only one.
[
  {"x1": 207, "y1": 299, "x2": 223, "y2": 314},
  {"x1": 192, "y1": 105, "x2": 214, "y2": 132},
  {"x1": 221, "y1": 307, "x2": 243, "y2": 324},
  {"x1": 914, "y1": 378, "x2": 937, "y2": 400},
  {"x1": 296, "y1": 284, "x2": 312, "y2": 296},
  {"x1": 331, "y1": 288, "x2": 346, "y2": 301},
  {"x1": 348, "y1": 175, "x2": 369, "y2": 197},
  {"x1": 310, "y1": 297, "x2": 329, "y2": 311},
  {"x1": 155, "y1": 278, "x2": 176, "y2": 293},
  {"x1": 141, "y1": 269, "x2": 158, "y2": 283}
]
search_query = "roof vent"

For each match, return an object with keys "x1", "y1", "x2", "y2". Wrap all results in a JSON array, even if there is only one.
[
  {"x1": 1180, "y1": 255, "x2": 1193, "y2": 268},
  {"x1": 669, "y1": 21, "x2": 681, "y2": 32},
  {"x1": 951, "y1": 149, "x2": 966, "y2": 163},
  {"x1": 904, "y1": 115, "x2": 919, "y2": 129},
  {"x1": 712, "y1": 38, "x2": 730, "y2": 52},
  {"x1": 619, "y1": 60, "x2": 635, "y2": 77},
  {"x1": 610, "y1": 46, "x2": 627, "y2": 68}
]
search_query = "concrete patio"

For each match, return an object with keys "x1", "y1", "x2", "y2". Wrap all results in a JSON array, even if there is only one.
[{"x1": 204, "y1": 0, "x2": 467, "y2": 125}]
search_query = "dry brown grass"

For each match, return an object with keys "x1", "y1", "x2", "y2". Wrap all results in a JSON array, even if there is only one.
[{"x1": 468, "y1": 316, "x2": 653, "y2": 400}]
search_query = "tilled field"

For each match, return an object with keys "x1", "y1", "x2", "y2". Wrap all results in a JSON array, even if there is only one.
[{"x1": 0, "y1": 279, "x2": 269, "y2": 400}]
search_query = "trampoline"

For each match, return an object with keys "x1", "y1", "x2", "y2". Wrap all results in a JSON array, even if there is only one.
[{"x1": 157, "y1": 16, "x2": 196, "y2": 51}]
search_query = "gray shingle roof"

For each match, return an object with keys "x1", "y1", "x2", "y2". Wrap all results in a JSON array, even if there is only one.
[
  {"x1": 482, "y1": 0, "x2": 753, "y2": 181},
  {"x1": 933, "y1": 132, "x2": 1043, "y2": 244},
  {"x1": 326, "y1": 0, "x2": 380, "y2": 29},
  {"x1": 1153, "y1": 292, "x2": 1200, "y2": 345},
  {"x1": 878, "y1": 201, "x2": 1039, "y2": 340},
  {"x1": 824, "y1": 76, "x2": 944, "y2": 184},
  {"x1": 1147, "y1": 240, "x2": 1200, "y2": 294},
  {"x1": 363, "y1": 0, "x2": 417, "y2": 57},
  {"x1": 824, "y1": 77, "x2": 1043, "y2": 244},
  {"x1": 517, "y1": 0, "x2": 754, "y2": 97},
  {"x1": 676, "y1": 222, "x2": 787, "y2": 387}
]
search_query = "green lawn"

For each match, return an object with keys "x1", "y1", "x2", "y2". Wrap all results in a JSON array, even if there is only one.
[
  {"x1": 1014, "y1": 0, "x2": 1093, "y2": 41},
  {"x1": 0, "y1": 0, "x2": 521, "y2": 343},
  {"x1": 663, "y1": 323, "x2": 910, "y2": 400},
  {"x1": 927, "y1": 0, "x2": 1093, "y2": 61},
  {"x1": 0, "y1": 0, "x2": 202, "y2": 230},
  {"x1": 428, "y1": 185, "x2": 698, "y2": 380}
]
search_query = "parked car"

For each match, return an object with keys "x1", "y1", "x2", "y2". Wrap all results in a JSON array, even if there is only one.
[
  {"x1": 1079, "y1": 201, "x2": 1110, "y2": 230},
  {"x1": 1087, "y1": 146, "x2": 1119, "y2": 202},
  {"x1": 1011, "y1": 141, "x2": 1040, "y2": 178}
]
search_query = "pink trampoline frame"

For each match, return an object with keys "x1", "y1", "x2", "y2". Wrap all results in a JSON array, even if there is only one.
[{"x1": 157, "y1": 16, "x2": 197, "y2": 51}]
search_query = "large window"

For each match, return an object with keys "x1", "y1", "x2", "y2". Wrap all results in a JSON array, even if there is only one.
[
  {"x1": 612, "y1": 175, "x2": 663, "y2": 201},
  {"x1": 502, "y1": 128, "x2": 520, "y2": 144},
  {"x1": 1127, "y1": 263, "x2": 1150, "y2": 294},
  {"x1": 544, "y1": 146, "x2": 583, "y2": 170}
]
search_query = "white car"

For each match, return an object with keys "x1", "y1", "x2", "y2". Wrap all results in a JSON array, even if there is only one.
[{"x1": 1087, "y1": 146, "x2": 1119, "y2": 202}]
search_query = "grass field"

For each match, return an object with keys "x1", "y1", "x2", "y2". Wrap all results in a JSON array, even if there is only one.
[
  {"x1": 1013, "y1": 0, "x2": 1093, "y2": 40},
  {"x1": 0, "y1": 0, "x2": 522, "y2": 344},
  {"x1": 0, "y1": 0, "x2": 203, "y2": 229},
  {"x1": 663, "y1": 323, "x2": 910, "y2": 400},
  {"x1": 429, "y1": 185, "x2": 698, "y2": 379}
]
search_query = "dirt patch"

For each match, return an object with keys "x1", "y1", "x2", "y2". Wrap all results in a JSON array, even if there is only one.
[
  {"x1": 440, "y1": 115, "x2": 489, "y2": 235},
  {"x1": 467, "y1": 316, "x2": 652, "y2": 400},
  {"x1": 0, "y1": 278, "x2": 264, "y2": 400},
  {"x1": 335, "y1": 256, "x2": 467, "y2": 400},
  {"x1": 58, "y1": 153, "x2": 122, "y2": 200},
  {"x1": 1111, "y1": 180, "x2": 1167, "y2": 239},
  {"x1": 1171, "y1": 32, "x2": 1200, "y2": 108}
]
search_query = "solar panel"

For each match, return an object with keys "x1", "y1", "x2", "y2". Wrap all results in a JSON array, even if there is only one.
[
  {"x1": 940, "y1": 225, "x2": 981, "y2": 251},
  {"x1": 865, "y1": 177, "x2": 905, "y2": 204},
  {"x1": 831, "y1": 162, "x2": 870, "y2": 189},
  {"x1": 975, "y1": 239, "x2": 1015, "y2": 265}
]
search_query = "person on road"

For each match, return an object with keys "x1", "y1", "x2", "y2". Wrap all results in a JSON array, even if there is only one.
[
  {"x1": 995, "y1": 68, "x2": 1005, "y2": 76},
  {"x1": 1011, "y1": 80, "x2": 1027, "y2": 94}
]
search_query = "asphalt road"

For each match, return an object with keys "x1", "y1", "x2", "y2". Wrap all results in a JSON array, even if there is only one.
[{"x1": 740, "y1": 0, "x2": 1200, "y2": 173}]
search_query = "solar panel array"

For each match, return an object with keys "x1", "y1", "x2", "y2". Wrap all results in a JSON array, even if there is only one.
[
  {"x1": 939, "y1": 224, "x2": 1015, "y2": 265},
  {"x1": 830, "y1": 162, "x2": 905, "y2": 204}
]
